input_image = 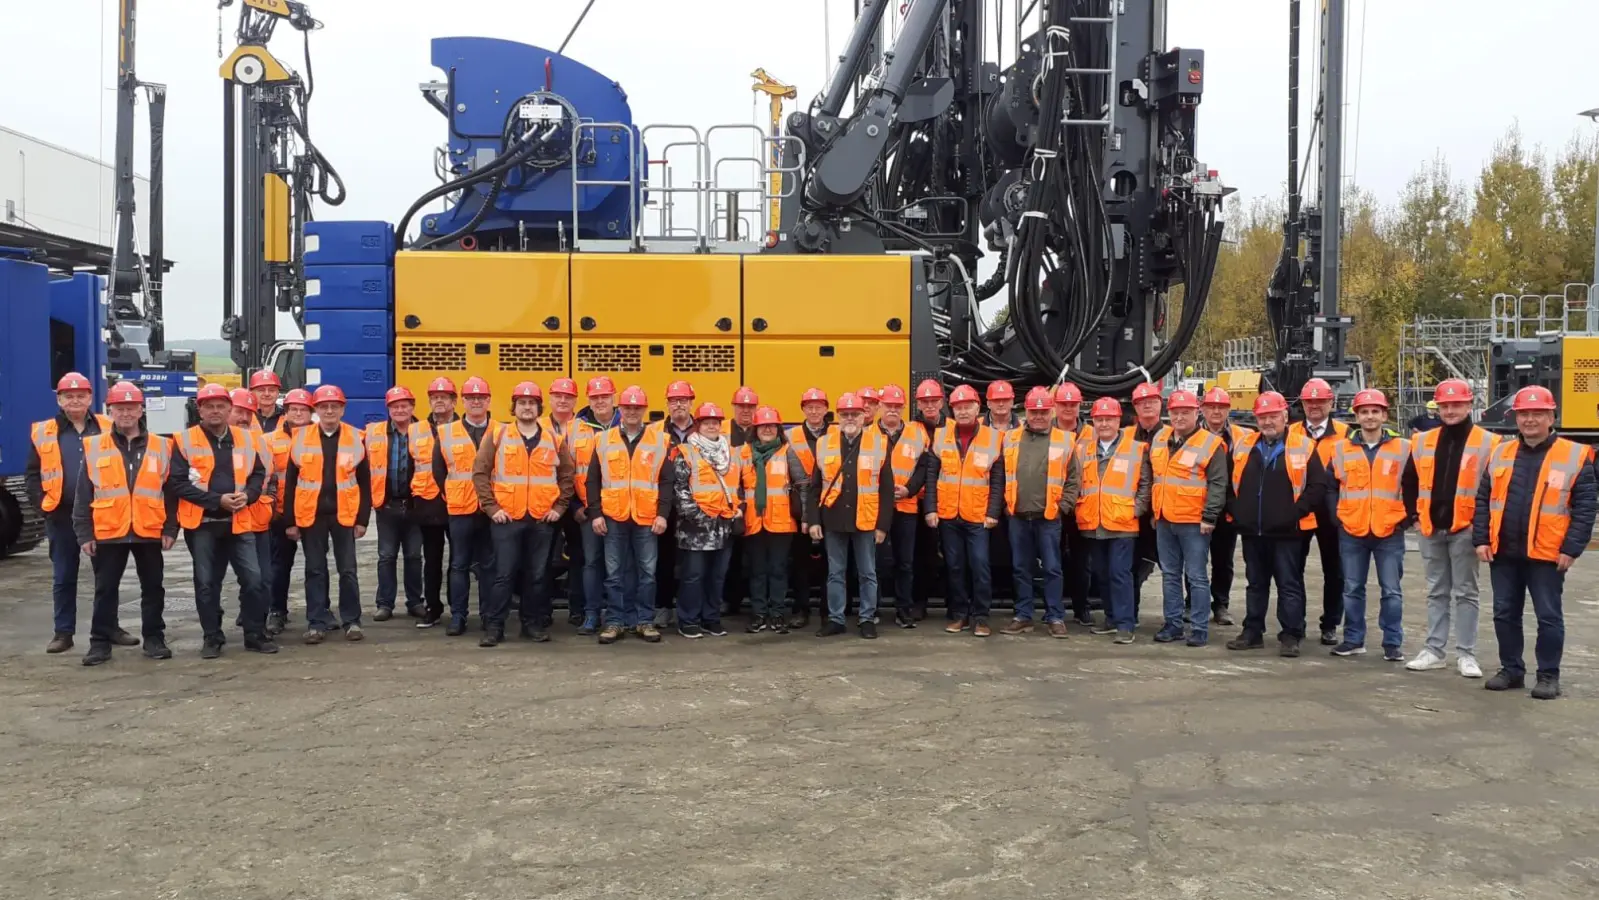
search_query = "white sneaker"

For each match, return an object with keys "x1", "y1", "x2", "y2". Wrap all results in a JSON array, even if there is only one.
[
  {"x1": 1405, "y1": 648, "x2": 1447, "y2": 671},
  {"x1": 1457, "y1": 655, "x2": 1483, "y2": 678}
]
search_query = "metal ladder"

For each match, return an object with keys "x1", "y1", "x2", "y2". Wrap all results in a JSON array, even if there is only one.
[{"x1": 1050, "y1": 0, "x2": 1120, "y2": 133}]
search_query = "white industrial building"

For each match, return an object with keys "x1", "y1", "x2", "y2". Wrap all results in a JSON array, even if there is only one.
[{"x1": 0, "y1": 125, "x2": 151, "y2": 253}]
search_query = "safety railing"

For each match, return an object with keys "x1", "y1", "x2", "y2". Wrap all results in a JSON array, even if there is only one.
[{"x1": 1490, "y1": 283, "x2": 1599, "y2": 341}]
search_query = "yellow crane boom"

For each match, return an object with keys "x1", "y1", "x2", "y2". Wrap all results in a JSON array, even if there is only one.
[{"x1": 750, "y1": 68, "x2": 796, "y2": 237}]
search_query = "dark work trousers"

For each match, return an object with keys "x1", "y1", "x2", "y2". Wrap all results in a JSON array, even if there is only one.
[
  {"x1": 47, "y1": 517, "x2": 92, "y2": 635},
  {"x1": 301, "y1": 520, "x2": 362, "y2": 631},
  {"x1": 1240, "y1": 535, "x2": 1308, "y2": 642},
  {"x1": 915, "y1": 519, "x2": 941, "y2": 618},
  {"x1": 374, "y1": 506, "x2": 423, "y2": 612},
  {"x1": 556, "y1": 508, "x2": 587, "y2": 622},
  {"x1": 1134, "y1": 514, "x2": 1157, "y2": 617},
  {"x1": 225, "y1": 530, "x2": 274, "y2": 627},
  {"x1": 420, "y1": 523, "x2": 447, "y2": 618},
  {"x1": 1302, "y1": 509, "x2": 1344, "y2": 632},
  {"x1": 270, "y1": 520, "x2": 298, "y2": 619},
  {"x1": 1062, "y1": 519, "x2": 1091, "y2": 622},
  {"x1": 746, "y1": 530, "x2": 792, "y2": 620},
  {"x1": 887, "y1": 510, "x2": 920, "y2": 619},
  {"x1": 723, "y1": 533, "x2": 747, "y2": 615},
  {"x1": 1210, "y1": 518, "x2": 1239, "y2": 612},
  {"x1": 187, "y1": 526, "x2": 268, "y2": 642},
  {"x1": 1490, "y1": 557, "x2": 1566, "y2": 679},
  {"x1": 488, "y1": 517, "x2": 555, "y2": 631},
  {"x1": 789, "y1": 533, "x2": 824, "y2": 616},
  {"x1": 656, "y1": 518, "x2": 679, "y2": 612},
  {"x1": 941, "y1": 519, "x2": 993, "y2": 622},
  {"x1": 446, "y1": 513, "x2": 495, "y2": 624},
  {"x1": 89, "y1": 542, "x2": 164, "y2": 643},
  {"x1": 679, "y1": 544, "x2": 733, "y2": 628}
]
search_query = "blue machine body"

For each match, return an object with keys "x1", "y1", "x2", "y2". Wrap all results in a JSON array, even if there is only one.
[
  {"x1": 48, "y1": 272, "x2": 108, "y2": 409},
  {"x1": 422, "y1": 37, "x2": 646, "y2": 244},
  {"x1": 302, "y1": 221, "x2": 396, "y2": 404},
  {"x1": 0, "y1": 256, "x2": 56, "y2": 477}
]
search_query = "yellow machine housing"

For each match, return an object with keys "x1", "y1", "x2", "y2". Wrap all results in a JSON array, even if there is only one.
[
  {"x1": 393, "y1": 251, "x2": 914, "y2": 419},
  {"x1": 1559, "y1": 335, "x2": 1599, "y2": 432},
  {"x1": 1216, "y1": 368, "x2": 1262, "y2": 412}
]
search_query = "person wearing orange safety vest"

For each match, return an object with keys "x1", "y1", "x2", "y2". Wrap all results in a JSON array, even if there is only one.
[
  {"x1": 996, "y1": 388, "x2": 1080, "y2": 638},
  {"x1": 785, "y1": 386, "x2": 834, "y2": 628},
  {"x1": 1288, "y1": 377, "x2": 1352, "y2": 646},
  {"x1": 1149, "y1": 390, "x2": 1229, "y2": 647},
  {"x1": 1199, "y1": 386, "x2": 1253, "y2": 626},
  {"x1": 1322, "y1": 389, "x2": 1419, "y2": 662},
  {"x1": 222, "y1": 389, "x2": 280, "y2": 635},
  {"x1": 1223, "y1": 391, "x2": 1327, "y2": 658},
  {"x1": 405, "y1": 377, "x2": 457, "y2": 629},
  {"x1": 74, "y1": 382, "x2": 178, "y2": 666},
  {"x1": 1128, "y1": 381, "x2": 1166, "y2": 614},
  {"x1": 876, "y1": 384, "x2": 932, "y2": 628},
  {"x1": 249, "y1": 369, "x2": 285, "y2": 433},
  {"x1": 367, "y1": 386, "x2": 426, "y2": 622},
  {"x1": 925, "y1": 384, "x2": 1007, "y2": 636},
  {"x1": 432, "y1": 376, "x2": 500, "y2": 637},
  {"x1": 1077, "y1": 396, "x2": 1151, "y2": 643},
  {"x1": 1052, "y1": 381, "x2": 1096, "y2": 626},
  {"x1": 283, "y1": 385, "x2": 373, "y2": 644},
  {"x1": 265, "y1": 388, "x2": 314, "y2": 634},
  {"x1": 653, "y1": 379, "x2": 699, "y2": 628},
  {"x1": 720, "y1": 386, "x2": 760, "y2": 619},
  {"x1": 1472, "y1": 386, "x2": 1597, "y2": 700},
  {"x1": 471, "y1": 381, "x2": 576, "y2": 647},
  {"x1": 1405, "y1": 379, "x2": 1499, "y2": 677},
  {"x1": 806, "y1": 392, "x2": 894, "y2": 640},
  {"x1": 168, "y1": 382, "x2": 273, "y2": 658},
  {"x1": 739, "y1": 405, "x2": 813, "y2": 633},
  {"x1": 908, "y1": 379, "x2": 950, "y2": 623},
  {"x1": 587, "y1": 385, "x2": 673, "y2": 643},
  {"x1": 543, "y1": 377, "x2": 601, "y2": 633},
  {"x1": 569, "y1": 376, "x2": 618, "y2": 631},
  {"x1": 667, "y1": 402, "x2": 746, "y2": 638}
]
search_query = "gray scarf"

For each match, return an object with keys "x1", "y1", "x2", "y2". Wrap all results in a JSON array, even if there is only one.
[{"x1": 689, "y1": 432, "x2": 731, "y2": 475}]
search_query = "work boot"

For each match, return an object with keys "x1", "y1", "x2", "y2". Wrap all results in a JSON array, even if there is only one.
[
  {"x1": 1531, "y1": 675, "x2": 1562, "y2": 700},
  {"x1": 945, "y1": 617, "x2": 970, "y2": 634},
  {"x1": 1186, "y1": 634, "x2": 1208, "y2": 648},
  {"x1": 1485, "y1": 669, "x2": 1525, "y2": 692},
  {"x1": 598, "y1": 624, "x2": 623, "y2": 645},
  {"x1": 373, "y1": 608, "x2": 393, "y2": 622},
  {"x1": 1091, "y1": 619, "x2": 1118, "y2": 635},
  {"x1": 520, "y1": 623, "x2": 551, "y2": 643},
  {"x1": 1047, "y1": 621, "x2": 1070, "y2": 639},
  {"x1": 1226, "y1": 632, "x2": 1264, "y2": 651},
  {"x1": 110, "y1": 628, "x2": 140, "y2": 647},
  {"x1": 770, "y1": 617, "x2": 790, "y2": 635},
  {"x1": 344, "y1": 624, "x2": 364, "y2": 642},
  {"x1": 1154, "y1": 625, "x2": 1184, "y2": 643},
  {"x1": 1320, "y1": 629, "x2": 1338, "y2": 646},
  {"x1": 142, "y1": 636, "x2": 172, "y2": 660},
  {"x1": 745, "y1": 616, "x2": 767, "y2": 634},
  {"x1": 1001, "y1": 618, "x2": 1034, "y2": 636},
  {"x1": 303, "y1": 629, "x2": 326, "y2": 645},
  {"x1": 859, "y1": 621, "x2": 878, "y2": 640},
  {"x1": 790, "y1": 610, "x2": 811, "y2": 630},
  {"x1": 200, "y1": 639, "x2": 223, "y2": 659},
  {"x1": 416, "y1": 612, "x2": 441, "y2": 630},
  {"x1": 445, "y1": 617, "x2": 467, "y2": 636},
  {"x1": 1113, "y1": 628, "x2": 1135, "y2": 644},
  {"x1": 45, "y1": 633, "x2": 73, "y2": 654},
  {"x1": 972, "y1": 619, "x2": 992, "y2": 638},
  {"x1": 265, "y1": 613, "x2": 287, "y2": 636},
  {"x1": 635, "y1": 623, "x2": 663, "y2": 643},
  {"x1": 895, "y1": 611, "x2": 917, "y2": 629},
  {"x1": 406, "y1": 603, "x2": 426, "y2": 619},
  {"x1": 816, "y1": 621, "x2": 846, "y2": 638},
  {"x1": 479, "y1": 626, "x2": 504, "y2": 648},
  {"x1": 911, "y1": 604, "x2": 928, "y2": 622},
  {"x1": 1211, "y1": 606, "x2": 1234, "y2": 627},
  {"x1": 567, "y1": 611, "x2": 584, "y2": 628},
  {"x1": 244, "y1": 636, "x2": 279, "y2": 654},
  {"x1": 577, "y1": 613, "x2": 599, "y2": 636},
  {"x1": 81, "y1": 642, "x2": 113, "y2": 667},
  {"x1": 1278, "y1": 637, "x2": 1301, "y2": 658}
]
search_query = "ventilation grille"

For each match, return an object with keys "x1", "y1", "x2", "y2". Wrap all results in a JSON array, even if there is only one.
[
  {"x1": 399, "y1": 341, "x2": 467, "y2": 371},
  {"x1": 577, "y1": 343, "x2": 642, "y2": 372},
  {"x1": 673, "y1": 343, "x2": 736, "y2": 373},
  {"x1": 498, "y1": 342, "x2": 565, "y2": 371},
  {"x1": 1575, "y1": 373, "x2": 1599, "y2": 393},
  {"x1": 1571, "y1": 357, "x2": 1599, "y2": 369}
]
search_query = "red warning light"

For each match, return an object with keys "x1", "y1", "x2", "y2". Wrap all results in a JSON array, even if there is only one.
[{"x1": 1188, "y1": 70, "x2": 1202, "y2": 84}]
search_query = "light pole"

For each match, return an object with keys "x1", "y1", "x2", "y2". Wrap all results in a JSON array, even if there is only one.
[{"x1": 1579, "y1": 108, "x2": 1599, "y2": 288}]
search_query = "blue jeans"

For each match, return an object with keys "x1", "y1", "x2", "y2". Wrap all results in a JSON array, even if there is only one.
[
  {"x1": 1157, "y1": 520, "x2": 1212, "y2": 638},
  {"x1": 300, "y1": 521, "x2": 362, "y2": 630},
  {"x1": 1008, "y1": 516, "x2": 1064, "y2": 623},
  {"x1": 1490, "y1": 557, "x2": 1565, "y2": 678},
  {"x1": 488, "y1": 517, "x2": 555, "y2": 629},
  {"x1": 826, "y1": 530, "x2": 880, "y2": 624},
  {"x1": 47, "y1": 517, "x2": 85, "y2": 634},
  {"x1": 678, "y1": 544, "x2": 732, "y2": 628},
  {"x1": 447, "y1": 514, "x2": 496, "y2": 622},
  {"x1": 1088, "y1": 536, "x2": 1137, "y2": 629},
  {"x1": 375, "y1": 507, "x2": 423, "y2": 611},
  {"x1": 1338, "y1": 530, "x2": 1405, "y2": 649},
  {"x1": 187, "y1": 526, "x2": 269, "y2": 640},
  {"x1": 578, "y1": 513, "x2": 605, "y2": 619},
  {"x1": 602, "y1": 518, "x2": 658, "y2": 627},
  {"x1": 270, "y1": 521, "x2": 297, "y2": 618},
  {"x1": 1241, "y1": 535, "x2": 1308, "y2": 641},
  {"x1": 940, "y1": 519, "x2": 993, "y2": 620}
]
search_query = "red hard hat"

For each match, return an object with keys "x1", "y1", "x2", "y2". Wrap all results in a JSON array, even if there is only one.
[
  {"x1": 461, "y1": 376, "x2": 491, "y2": 397},
  {"x1": 284, "y1": 388, "x2": 313, "y2": 408},
  {"x1": 1054, "y1": 382, "x2": 1083, "y2": 404},
  {"x1": 694, "y1": 402, "x2": 724, "y2": 421},
  {"x1": 1254, "y1": 391, "x2": 1289, "y2": 415},
  {"x1": 587, "y1": 376, "x2": 616, "y2": 397},
  {"x1": 56, "y1": 372, "x2": 92, "y2": 393},
  {"x1": 1024, "y1": 387, "x2": 1053, "y2": 410},
  {"x1": 1300, "y1": 378, "x2": 1334, "y2": 401},
  {"x1": 1090, "y1": 397, "x2": 1122, "y2": 419},
  {"x1": 949, "y1": 385, "x2": 981, "y2": 406},
  {"x1": 1434, "y1": 379, "x2": 1473, "y2": 402},
  {"x1": 249, "y1": 370, "x2": 282, "y2": 390},
  {"x1": 229, "y1": 388, "x2": 258, "y2": 412},
  {"x1": 427, "y1": 376, "x2": 458, "y2": 396},
  {"x1": 1166, "y1": 390, "x2": 1201, "y2": 410},
  {"x1": 312, "y1": 385, "x2": 347, "y2": 405},
  {"x1": 879, "y1": 384, "x2": 907, "y2": 405},
  {"x1": 858, "y1": 386, "x2": 882, "y2": 402},
  {"x1": 511, "y1": 381, "x2": 543, "y2": 401},
  {"x1": 1352, "y1": 388, "x2": 1389, "y2": 410},
  {"x1": 1131, "y1": 382, "x2": 1163, "y2": 403},
  {"x1": 835, "y1": 392, "x2": 865, "y2": 412},
  {"x1": 385, "y1": 385, "x2": 416, "y2": 406},
  {"x1": 666, "y1": 380, "x2": 695, "y2": 400},
  {"x1": 800, "y1": 387, "x2": 828, "y2": 406},
  {"x1": 618, "y1": 385, "x2": 648, "y2": 407},
  {"x1": 1203, "y1": 386, "x2": 1232, "y2": 407},
  {"x1": 986, "y1": 380, "x2": 1015, "y2": 401},
  {"x1": 732, "y1": 386, "x2": 759, "y2": 406},
  {"x1": 753, "y1": 406, "x2": 783, "y2": 426},
  {"x1": 107, "y1": 382, "x2": 144, "y2": 405},
  {"x1": 548, "y1": 378, "x2": 578, "y2": 396},
  {"x1": 196, "y1": 383, "x2": 231, "y2": 404},
  {"x1": 914, "y1": 379, "x2": 945, "y2": 401},
  {"x1": 1512, "y1": 385, "x2": 1557, "y2": 411}
]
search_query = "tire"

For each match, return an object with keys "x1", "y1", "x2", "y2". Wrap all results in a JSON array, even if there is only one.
[{"x1": 0, "y1": 476, "x2": 45, "y2": 558}]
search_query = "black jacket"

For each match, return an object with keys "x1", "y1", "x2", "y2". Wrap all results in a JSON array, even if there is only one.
[
  {"x1": 167, "y1": 425, "x2": 268, "y2": 530},
  {"x1": 920, "y1": 425, "x2": 1006, "y2": 521},
  {"x1": 807, "y1": 430, "x2": 895, "y2": 534},
  {"x1": 1472, "y1": 434, "x2": 1597, "y2": 560},
  {"x1": 71, "y1": 427, "x2": 179, "y2": 545},
  {"x1": 25, "y1": 412, "x2": 105, "y2": 522},
  {"x1": 1229, "y1": 436, "x2": 1327, "y2": 539}
]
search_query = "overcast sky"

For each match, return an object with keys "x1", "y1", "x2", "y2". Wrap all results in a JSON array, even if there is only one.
[{"x1": 3, "y1": 0, "x2": 1595, "y2": 342}]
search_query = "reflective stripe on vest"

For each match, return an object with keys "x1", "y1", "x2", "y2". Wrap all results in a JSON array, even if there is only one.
[
  {"x1": 83, "y1": 432, "x2": 171, "y2": 540},
  {"x1": 1290, "y1": 419, "x2": 1349, "y2": 467},
  {"x1": 1487, "y1": 437, "x2": 1589, "y2": 563},
  {"x1": 1413, "y1": 426, "x2": 1498, "y2": 536},
  {"x1": 247, "y1": 428, "x2": 274, "y2": 532},
  {"x1": 175, "y1": 425, "x2": 257, "y2": 533},
  {"x1": 439, "y1": 420, "x2": 497, "y2": 515},
  {"x1": 681, "y1": 442, "x2": 743, "y2": 520},
  {"x1": 887, "y1": 421, "x2": 929, "y2": 514},
  {"x1": 1076, "y1": 431, "x2": 1144, "y2": 533},
  {"x1": 1150, "y1": 426, "x2": 1223, "y2": 524},
  {"x1": 545, "y1": 416, "x2": 598, "y2": 506},
  {"x1": 739, "y1": 444, "x2": 796, "y2": 535},
  {"x1": 818, "y1": 429, "x2": 884, "y2": 531},
  {"x1": 408, "y1": 420, "x2": 441, "y2": 500},
  {"x1": 787, "y1": 424, "x2": 820, "y2": 477},
  {"x1": 1002, "y1": 426, "x2": 1072, "y2": 520},
  {"x1": 366, "y1": 421, "x2": 391, "y2": 509},
  {"x1": 492, "y1": 424, "x2": 561, "y2": 519},
  {"x1": 1231, "y1": 431, "x2": 1316, "y2": 530},
  {"x1": 933, "y1": 423, "x2": 1001, "y2": 522},
  {"x1": 269, "y1": 427, "x2": 293, "y2": 514},
  {"x1": 31, "y1": 414, "x2": 110, "y2": 513},
  {"x1": 1331, "y1": 435, "x2": 1411, "y2": 538},
  {"x1": 289, "y1": 424, "x2": 365, "y2": 528},
  {"x1": 595, "y1": 426, "x2": 669, "y2": 524}
]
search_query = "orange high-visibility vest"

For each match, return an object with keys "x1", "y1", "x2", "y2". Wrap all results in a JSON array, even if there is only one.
[
  {"x1": 244, "y1": 426, "x2": 274, "y2": 533},
  {"x1": 1330, "y1": 433, "x2": 1411, "y2": 538},
  {"x1": 544, "y1": 415, "x2": 598, "y2": 506},
  {"x1": 407, "y1": 419, "x2": 442, "y2": 501},
  {"x1": 1289, "y1": 419, "x2": 1349, "y2": 467},
  {"x1": 933, "y1": 423, "x2": 1002, "y2": 522},
  {"x1": 817, "y1": 429, "x2": 886, "y2": 531},
  {"x1": 886, "y1": 421, "x2": 929, "y2": 514},
  {"x1": 175, "y1": 425, "x2": 258, "y2": 533},
  {"x1": 1150, "y1": 426, "x2": 1224, "y2": 524},
  {"x1": 1076, "y1": 431, "x2": 1145, "y2": 533},
  {"x1": 366, "y1": 420, "x2": 399, "y2": 509},
  {"x1": 492, "y1": 423, "x2": 562, "y2": 519},
  {"x1": 1232, "y1": 430, "x2": 1316, "y2": 530},
  {"x1": 82, "y1": 431, "x2": 171, "y2": 541},
  {"x1": 595, "y1": 424, "x2": 670, "y2": 524},
  {"x1": 1413, "y1": 426, "x2": 1498, "y2": 536},
  {"x1": 786, "y1": 424, "x2": 828, "y2": 477},
  {"x1": 438, "y1": 419, "x2": 500, "y2": 515},
  {"x1": 268, "y1": 426, "x2": 294, "y2": 519},
  {"x1": 679, "y1": 441, "x2": 743, "y2": 521},
  {"x1": 739, "y1": 443, "x2": 797, "y2": 535},
  {"x1": 1002, "y1": 426, "x2": 1073, "y2": 520},
  {"x1": 288, "y1": 423, "x2": 365, "y2": 528},
  {"x1": 1486, "y1": 436, "x2": 1591, "y2": 563},
  {"x1": 30, "y1": 414, "x2": 110, "y2": 513}
]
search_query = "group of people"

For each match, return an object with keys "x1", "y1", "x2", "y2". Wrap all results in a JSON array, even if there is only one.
[{"x1": 24, "y1": 369, "x2": 1591, "y2": 699}]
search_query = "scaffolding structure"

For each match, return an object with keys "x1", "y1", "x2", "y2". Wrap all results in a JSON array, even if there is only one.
[
  {"x1": 1222, "y1": 336, "x2": 1268, "y2": 372},
  {"x1": 1396, "y1": 315, "x2": 1493, "y2": 426}
]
